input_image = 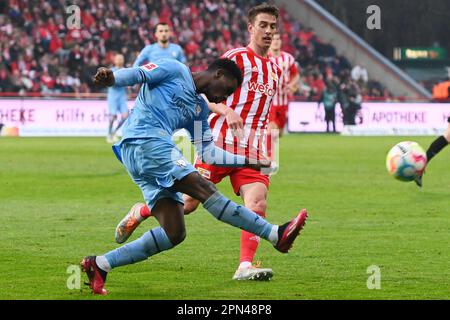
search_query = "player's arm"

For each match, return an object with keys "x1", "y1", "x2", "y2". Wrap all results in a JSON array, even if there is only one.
[
  {"x1": 177, "y1": 46, "x2": 187, "y2": 64},
  {"x1": 93, "y1": 67, "x2": 143, "y2": 87},
  {"x1": 287, "y1": 60, "x2": 300, "y2": 95},
  {"x1": 197, "y1": 138, "x2": 270, "y2": 171},
  {"x1": 288, "y1": 73, "x2": 300, "y2": 95},
  {"x1": 93, "y1": 62, "x2": 171, "y2": 88},
  {"x1": 132, "y1": 46, "x2": 150, "y2": 68},
  {"x1": 203, "y1": 95, "x2": 244, "y2": 140},
  {"x1": 187, "y1": 120, "x2": 269, "y2": 171}
]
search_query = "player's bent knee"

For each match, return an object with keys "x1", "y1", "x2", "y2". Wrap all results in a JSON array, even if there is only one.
[
  {"x1": 191, "y1": 177, "x2": 218, "y2": 203},
  {"x1": 184, "y1": 197, "x2": 200, "y2": 215},
  {"x1": 175, "y1": 172, "x2": 217, "y2": 203},
  {"x1": 243, "y1": 195, "x2": 267, "y2": 214},
  {"x1": 165, "y1": 228, "x2": 186, "y2": 246},
  {"x1": 247, "y1": 199, "x2": 267, "y2": 215}
]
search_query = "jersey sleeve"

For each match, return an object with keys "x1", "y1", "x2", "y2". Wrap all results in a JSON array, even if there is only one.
[
  {"x1": 138, "y1": 60, "x2": 178, "y2": 86},
  {"x1": 289, "y1": 58, "x2": 299, "y2": 78},
  {"x1": 186, "y1": 118, "x2": 246, "y2": 167},
  {"x1": 177, "y1": 46, "x2": 187, "y2": 64},
  {"x1": 133, "y1": 46, "x2": 151, "y2": 68}
]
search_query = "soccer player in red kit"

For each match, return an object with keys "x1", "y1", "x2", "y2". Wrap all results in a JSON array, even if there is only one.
[
  {"x1": 114, "y1": 3, "x2": 308, "y2": 281},
  {"x1": 267, "y1": 32, "x2": 300, "y2": 159}
]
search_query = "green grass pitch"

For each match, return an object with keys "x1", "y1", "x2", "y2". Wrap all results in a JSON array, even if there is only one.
[{"x1": 0, "y1": 135, "x2": 449, "y2": 299}]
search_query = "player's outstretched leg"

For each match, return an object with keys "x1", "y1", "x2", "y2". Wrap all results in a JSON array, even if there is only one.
[
  {"x1": 173, "y1": 172, "x2": 308, "y2": 254},
  {"x1": 80, "y1": 256, "x2": 108, "y2": 295},
  {"x1": 83, "y1": 199, "x2": 184, "y2": 295},
  {"x1": 415, "y1": 117, "x2": 450, "y2": 187}
]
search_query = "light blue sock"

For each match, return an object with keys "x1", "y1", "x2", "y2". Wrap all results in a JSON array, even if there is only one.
[
  {"x1": 104, "y1": 227, "x2": 173, "y2": 269},
  {"x1": 203, "y1": 191, "x2": 274, "y2": 240}
]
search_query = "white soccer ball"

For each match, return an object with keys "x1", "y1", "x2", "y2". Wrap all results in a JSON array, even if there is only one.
[{"x1": 386, "y1": 141, "x2": 427, "y2": 182}]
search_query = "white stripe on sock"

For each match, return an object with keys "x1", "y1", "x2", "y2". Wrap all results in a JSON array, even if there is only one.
[
  {"x1": 268, "y1": 226, "x2": 279, "y2": 246},
  {"x1": 96, "y1": 255, "x2": 111, "y2": 272}
]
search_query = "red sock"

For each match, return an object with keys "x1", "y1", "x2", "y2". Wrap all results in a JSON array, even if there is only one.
[
  {"x1": 240, "y1": 211, "x2": 266, "y2": 264},
  {"x1": 266, "y1": 134, "x2": 272, "y2": 158},
  {"x1": 140, "y1": 205, "x2": 151, "y2": 218}
]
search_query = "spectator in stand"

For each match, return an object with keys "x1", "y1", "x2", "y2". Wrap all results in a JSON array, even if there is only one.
[
  {"x1": 351, "y1": 64, "x2": 368, "y2": 84},
  {"x1": 432, "y1": 77, "x2": 450, "y2": 101},
  {"x1": 0, "y1": 0, "x2": 391, "y2": 100},
  {"x1": 348, "y1": 81, "x2": 362, "y2": 125},
  {"x1": 318, "y1": 81, "x2": 338, "y2": 133},
  {"x1": 308, "y1": 71, "x2": 325, "y2": 101}
]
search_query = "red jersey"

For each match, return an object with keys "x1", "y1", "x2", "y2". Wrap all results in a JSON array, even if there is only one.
[
  {"x1": 270, "y1": 51, "x2": 299, "y2": 107},
  {"x1": 208, "y1": 47, "x2": 282, "y2": 159}
]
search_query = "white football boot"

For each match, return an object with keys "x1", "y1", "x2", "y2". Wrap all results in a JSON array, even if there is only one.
[{"x1": 232, "y1": 263, "x2": 273, "y2": 281}]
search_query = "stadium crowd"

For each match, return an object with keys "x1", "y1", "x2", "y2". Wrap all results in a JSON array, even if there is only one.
[{"x1": 0, "y1": 0, "x2": 391, "y2": 101}]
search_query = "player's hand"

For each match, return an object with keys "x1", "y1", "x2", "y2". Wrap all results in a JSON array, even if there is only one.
[
  {"x1": 93, "y1": 67, "x2": 115, "y2": 87},
  {"x1": 245, "y1": 158, "x2": 271, "y2": 171},
  {"x1": 224, "y1": 107, "x2": 244, "y2": 140},
  {"x1": 287, "y1": 83, "x2": 299, "y2": 95}
]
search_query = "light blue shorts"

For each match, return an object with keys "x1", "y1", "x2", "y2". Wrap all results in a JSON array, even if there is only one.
[{"x1": 119, "y1": 137, "x2": 196, "y2": 210}]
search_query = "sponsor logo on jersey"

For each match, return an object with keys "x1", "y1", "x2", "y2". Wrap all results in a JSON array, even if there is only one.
[
  {"x1": 248, "y1": 81, "x2": 276, "y2": 97},
  {"x1": 176, "y1": 159, "x2": 187, "y2": 168},
  {"x1": 197, "y1": 167, "x2": 211, "y2": 179},
  {"x1": 195, "y1": 104, "x2": 202, "y2": 116},
  {"x1": 143, "y1": 63, "x2": 158, "y2": 71}
]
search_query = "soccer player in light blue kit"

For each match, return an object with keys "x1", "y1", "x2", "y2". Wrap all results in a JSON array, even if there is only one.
[
  {"x1": 133, "y1": 23, "x2": 186, "y2": 67},
  {"x1": 81, "y1": 58, "x2": 307, "y2": 295},
  {"x1": 133, "y1": 22, "x2": 245, "y2": 141},
  {"x1": 107, "y1": 54, "x2": 129, "y2": 143}
]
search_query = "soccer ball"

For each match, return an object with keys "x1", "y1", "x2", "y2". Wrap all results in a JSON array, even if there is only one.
[{"x1": 386, "y1": 141, "x2": 427, "y2": 182}]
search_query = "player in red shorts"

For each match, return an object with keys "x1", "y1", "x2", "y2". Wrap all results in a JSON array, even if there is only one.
[
  {"x1": 114, "y1": 4, "x2": 308, "y2": 281},
  {"x1": 267, "y1": 32, "x2": 300, "y2": 159}
]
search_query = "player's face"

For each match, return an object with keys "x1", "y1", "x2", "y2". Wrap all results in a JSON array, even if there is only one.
[
  {"x1": 270, "y1": 34, "x2": 282, "y2": 51},
  {"x1": 205, "y1": 72, "x2": 238, "y2": 104},
  {"x1": 248, "y1": 13, "x2": 278, "y2": 50},
  {"x1": 155, "y1": 25, "x2": 171, "y2": 43},
  {"x1": 114, "y1": 55, "x2": 124, "y2": 67}
]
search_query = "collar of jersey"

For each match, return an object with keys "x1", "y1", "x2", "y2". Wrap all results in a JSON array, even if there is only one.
[{"x1": 246, "y1": 46, "x2": 271, "y2": 62}]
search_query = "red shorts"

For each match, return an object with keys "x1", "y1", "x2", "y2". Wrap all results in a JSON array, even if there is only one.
[
  {"x1": 195, "y1": 161, "x2": 270, "y2": 196},
  {"x1": 269, "y1": 105, "x2": 288, "y2": 129}
]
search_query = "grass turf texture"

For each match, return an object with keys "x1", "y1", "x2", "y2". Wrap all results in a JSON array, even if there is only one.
[{"x1": 0, "y1": 135, "x2": 449, "y2": 300}]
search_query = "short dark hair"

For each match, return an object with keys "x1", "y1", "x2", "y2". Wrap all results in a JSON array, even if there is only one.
[
  {"x1": 153, "y1": 22, "x2": 169, "y2": 33},
  {"x1": 248, "y1": 3, "x2": 279, "y2": 25},
  {"x1": 208, "y1": 58, "x2": 243, "y2": 88}
]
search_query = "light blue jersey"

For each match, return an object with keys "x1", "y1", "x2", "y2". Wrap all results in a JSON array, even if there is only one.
[
  {"x1": 117, "y1": 59, "x2": 212, "y2": 142},
  {"x1": 107, "y1": 67, "x2": 128, "y2": 115},
  {"x1": 133, "y1": 43, "x2": 186, "y2": 68},
  {"x1": 111, "y1": 59, "x2": 245, "y2": 209}
]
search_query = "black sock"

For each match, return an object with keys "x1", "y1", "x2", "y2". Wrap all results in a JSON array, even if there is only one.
[
  {"x1": 99, "y1": 269, "x2": 108, "y2": 281},
  {"x1": 426, "y1": 136, "x2": 449, "y2": 162}
]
